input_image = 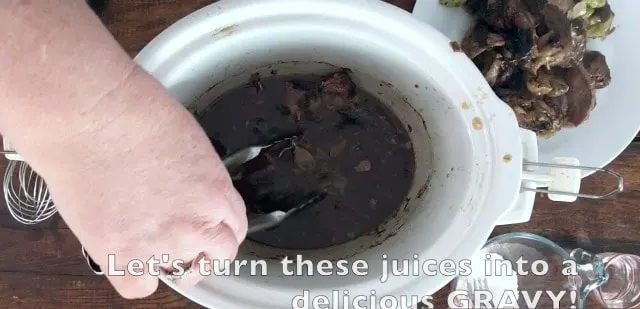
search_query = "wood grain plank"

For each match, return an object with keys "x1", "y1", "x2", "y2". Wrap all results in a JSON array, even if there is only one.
[
  {"x1": 0, "y1": 272, "x2": 204, "y2": 309},
  {"x1": 99, "y1": 0, "x2": 415, "y2": 57},
  {"x1": 100, "y1": 0, "x2": 216, "y2": 57},
  {"x1": 0, "y1": 229, "x2": 89, "y2": 275},
  {"x1": 0, "y1": 213, "x2": 69, "y2": 230}
]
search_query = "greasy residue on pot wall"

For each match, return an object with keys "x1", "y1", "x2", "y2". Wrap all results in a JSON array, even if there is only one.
[
  {"x1": 212, "y1": 25, "x2": 237, "y2": 38},
  {"x1": 472, "y1": 117, "x2": 483, "y2": 130}
]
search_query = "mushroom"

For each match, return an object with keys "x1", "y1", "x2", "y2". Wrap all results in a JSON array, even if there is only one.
[
  {"x1": 461, "y1": 22, "x2": 506, "y2": 59},
  {"x1": 472, "y1": 49, "x2": 521, "y2": 88},
  {"x1": 529, "y1": 4, "x2": 587, "y2": 72},
  {"x1": 496, "y1": 88, "x2": 565, "y2": 136},
  {"x1": 582, "y1": 50, "x2": 611, "y2": 89},
  {"x1": 457, "y1": 0, "x2": 612, "y2": 137},
  {"x1": 558, "y1": 65, "x2": 596, "y2": 127},
  {"x1": 464, "y1": 0, "x2": 509, "y2": 30},
  {"x1": 466, "y1": 0, "x2": 545, "y2": 29}
]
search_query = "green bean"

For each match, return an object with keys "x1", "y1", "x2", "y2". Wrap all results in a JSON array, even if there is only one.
[
  {"x1": 585, "y1": 0, "x2": 606, "y2": 9},
  {"x1": 439, "y1": 0, "x2": 465, "y2": 7}
]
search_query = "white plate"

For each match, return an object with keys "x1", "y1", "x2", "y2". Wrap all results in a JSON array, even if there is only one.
[{"x1": 413, "y1": 0, "x2": 640, "y2": 176}]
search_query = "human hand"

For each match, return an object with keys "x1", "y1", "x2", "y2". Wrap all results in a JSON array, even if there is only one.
[
  {"x1": 23, "y1": 67, "x2": 248, "y2": 299},
  {"x1": 0, "y1": 0, "x2": 247, "y2": 299}
]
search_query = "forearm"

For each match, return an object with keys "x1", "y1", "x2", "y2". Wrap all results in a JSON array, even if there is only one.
[{"x1": 0, "y1": 1, "x2": 186, "y2": 173}]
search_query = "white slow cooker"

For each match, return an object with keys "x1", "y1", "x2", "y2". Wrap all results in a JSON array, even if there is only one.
[{"x1": 134, "y1": 0, "x2": 551, "y2": 308}]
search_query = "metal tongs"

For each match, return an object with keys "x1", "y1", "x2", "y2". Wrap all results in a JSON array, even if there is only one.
[
  {"x1": 221, "y1": 135, "x2": 326, "y2": 234},
  {"x1": 82, "y1": 134, "x2": 326, "y2": 275}
]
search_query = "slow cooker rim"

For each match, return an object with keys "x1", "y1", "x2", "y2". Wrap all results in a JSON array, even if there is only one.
[{"x1": 134, "y1": 0, "x2": 525, "y2": 308}]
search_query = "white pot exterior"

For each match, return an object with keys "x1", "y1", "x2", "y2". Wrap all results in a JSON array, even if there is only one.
[{"x1": 134, "y1": 0, "x2": 526, "y2": 308}]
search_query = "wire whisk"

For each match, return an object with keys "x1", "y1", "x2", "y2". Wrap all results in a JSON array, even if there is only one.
[{"x1": 1, "y1": 141, "x2": 57, "y2": 224}]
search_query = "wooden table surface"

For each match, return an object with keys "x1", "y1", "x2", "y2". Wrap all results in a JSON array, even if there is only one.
[{"x1": 1, "y1": 1, "x2": 639, "y2": 308}]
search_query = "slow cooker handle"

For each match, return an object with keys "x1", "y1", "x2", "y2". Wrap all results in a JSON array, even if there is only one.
[
  {"x1": 495, "y1": 129, "x2": 624, "y2": 226},
  {"x1": 514, "y1": 129, "x2": 624, "y2": 202},
  {"x1": 521, "y1": 160, "x2": 624, "y2": 202}
]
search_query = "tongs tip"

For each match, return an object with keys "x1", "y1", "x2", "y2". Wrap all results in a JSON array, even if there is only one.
[{"x1": 287, "y1": 191, "x2": 328, "y2": 215}]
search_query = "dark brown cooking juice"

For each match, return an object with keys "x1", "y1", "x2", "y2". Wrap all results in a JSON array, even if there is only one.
[{"x1": 197, "y1": 70, "x2": 415, "y2": 249}]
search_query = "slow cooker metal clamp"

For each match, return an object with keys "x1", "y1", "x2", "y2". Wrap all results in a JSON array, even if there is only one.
[{"x1": 521, "y1": 157, "x2": 624, "y2": 202}]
